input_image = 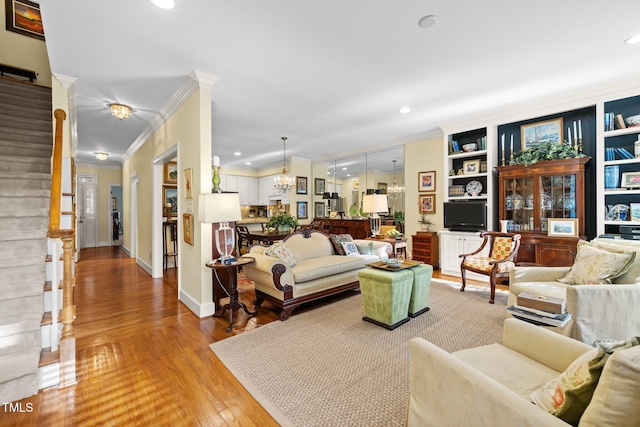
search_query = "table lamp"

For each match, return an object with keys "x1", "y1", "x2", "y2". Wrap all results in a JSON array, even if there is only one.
[
  {"x1": 363, "y1": 192, "x2": 388, "y2": 236},
  {"x1": 198, "y1": 192, "x2": 242, "y2": 263}
]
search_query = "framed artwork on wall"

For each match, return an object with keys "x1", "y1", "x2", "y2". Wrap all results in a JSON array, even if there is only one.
[
  {"x1": 315, "y1": 202, "x2": 325, "y2": 218},
  {"x1": 419, "y1": 193, "x2": 436, "y2": 214},
  {"x1": 315, "y1": 178, "x2": 325, "y2": 195},
  {"x1": 296, "y1": 176, "x2": 308, "y2": 194},
  {"x1": 5, "y1": 0, "x2": 45, "y2": 41},
  {"x1": 377, "y1": 182, "x2": 387, "y2": 194},
  {"x1": 521, "y1": 118, "x2": 563, "y2": 149},
  {"x1": 183, "y1": 168, "x2": 193, "y2": 199},
  {"x1": 164, "y1": 161, "x2": 178, "y2": 184},
  {"x1": 297, "y1": 201, "x2": 308, "y2": 219},
  {"x1": 163, "y1": 186, "x2": 178, "y2": 216},
  {"x1": 547, "y1": 218, "x2": 578, "y2": 237},
  {"x1": 183, "y1": 214, "x2": 194, "y2": 245},
  {"x1": 418, "y1": 171, "x2": 436, "y2": 192}
]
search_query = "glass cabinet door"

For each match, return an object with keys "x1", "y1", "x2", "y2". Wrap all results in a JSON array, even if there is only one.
[
  {"x1": 504, "y1": 176, "x2": 534, "y2": 231},
  {"x1": 541, "y1": 174, "x2": 577, "y2": 222}
]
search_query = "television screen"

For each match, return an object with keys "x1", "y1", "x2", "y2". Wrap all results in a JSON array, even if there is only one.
[{"x1": 444, "y1": 201, "x2": 486, "y2": 232}]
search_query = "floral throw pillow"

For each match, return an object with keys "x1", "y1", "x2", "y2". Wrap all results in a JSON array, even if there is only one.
[
  {"x1": 329, "y1": 234, "x2": 353, "y2": 256},
  {"x1": 557, "y1": 240, "x2": 636, "y2": 285},
  {"x1": 531, "y1": 337, "x2": 640, "y2": 425},
  {"x1": 341, "y1": 241, "x2": 360, "y2": 256},
  {"x1": 264, "y1": 242, "x2": 297, "y2": 267}
]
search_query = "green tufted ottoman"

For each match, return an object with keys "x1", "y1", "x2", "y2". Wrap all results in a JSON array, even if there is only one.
[
  {"x1": 358, "y1": 267, "x2": 414, "y2": 330},
  {"x1": 408, "y1": 264, "x2": 433, "y2": 317}
]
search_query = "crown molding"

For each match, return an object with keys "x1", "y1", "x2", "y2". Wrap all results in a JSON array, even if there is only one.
[
  {"x1": 122, "y1": 69, "x2": 219, "y2": 163},
  {"x1": 52, "y1": 73, "x2": 78, "y2": 157}
]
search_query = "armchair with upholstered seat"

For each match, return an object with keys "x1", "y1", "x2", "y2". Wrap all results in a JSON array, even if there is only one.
[{"x1": 460, "y1": 232, "x2": 521, "y2": 303}]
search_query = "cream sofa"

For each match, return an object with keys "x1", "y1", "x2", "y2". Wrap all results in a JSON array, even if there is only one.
[
  {"x1": 242, "y1": 230, "x2": 392, "y2": 320},
  {"x1": 508, "y1": 238, "x2": 640, "y2": 344},
  {"x1": 407, "y1": 318, "x2": 640, "y2": 427}
]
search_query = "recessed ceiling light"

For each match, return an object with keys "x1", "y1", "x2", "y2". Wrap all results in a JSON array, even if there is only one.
[
  {"x1": 245, "y1": 162, "x2": 251, "y2": 165},
  {"x1": 151, "y1": 0, "x2": 175, "y2": 9},
  {"x1": 624, "y1": 34, "x2": 640, "y2": 44},
  {"x1": 346, "y1": 174, "x2": 351, "y2": 177},
  {"x1": 399, "y1": 106, "x2": 411, "y2": 114},
  {"x1": 418, "y1": 15, "x2": 438, "y2": 28},
  {"x1": 234, "y1": 152, "x2": 241, "y2": 156},
  {"x1": 342, "y1": 167, "x2": 347, "y2": 170}
]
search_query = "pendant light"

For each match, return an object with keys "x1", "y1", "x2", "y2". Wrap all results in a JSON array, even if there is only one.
[{"x1": 273, "y1": 137, "x2": 295, "y2": 195}]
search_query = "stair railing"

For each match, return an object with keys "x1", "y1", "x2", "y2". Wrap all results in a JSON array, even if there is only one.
[{"x1": 48, "y1": 108, "x2": 77, "y2": 387}]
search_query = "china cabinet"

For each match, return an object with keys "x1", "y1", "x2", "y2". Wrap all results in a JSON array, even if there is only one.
[{"x1": 495, "y1": 157, "x2": 590, "y2": 266}]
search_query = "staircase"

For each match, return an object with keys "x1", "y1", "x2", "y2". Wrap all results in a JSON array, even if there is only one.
[{"x1": 0, "y1": 76, "x2": 60, "y2": 402}]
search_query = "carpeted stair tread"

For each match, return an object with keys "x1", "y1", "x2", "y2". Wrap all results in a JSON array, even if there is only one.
[
  {"x1": 0, "y1": 90, "x2": 51, "y2": 111},
  {"x1": 0, "y1": 155, "x2": 51, "y2": 174},
  {"x1": 0, "y1": 239, "x2": 46, "y2": 257},
  {"x1": 0, "y1": 280, "x2": 43, "y2": 301},
  {"x1": 0, "y1": 138, "x2": 52, "y2": 156},
  {"x1": 0, "y1": 348, "x2": 39, "y2": 402},
  {"x1": 0, "y1": 228, "x2": 48, "y2": 241},
  {"x1": 0, "y1": 253, "x2": 46, "y2": 268},
  {"x1": 0, "y1": 128, "x2": 52, "y2": 146},
  {"x1": 0, "y1": 295, "x2": 41, "y2": 319},
  {"x1": 0, "y1": 113, "x2": 52, "y2": 133},
  {"x1": 0, "y1": 207, "x2": 49, "y2": 218},
  {"x1": 0, "y1": 78, "x2": 52, "y2": 99},
  {"x1": 0, "y1": 101, "x2": 50, "y2": 121},
  {"x1": 0, "y1": 171, "x2": 51, "y2": 180},
  {"x1": 0, "y1": 265, "x2": 45, "y2": 287},
  {"x1": 0, "y1": 188, "x2": 49, "y2": 198}
]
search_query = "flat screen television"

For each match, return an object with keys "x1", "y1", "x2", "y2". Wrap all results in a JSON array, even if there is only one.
[{"x1": 444, "y1": 200, "x2": 487, "y2": 232}]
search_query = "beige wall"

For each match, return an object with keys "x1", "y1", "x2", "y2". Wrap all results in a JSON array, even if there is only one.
[
  {"x1": 123, "y1": 86, "x2": 212, "y2": 311},
  {"x1": 76, "y1": 165, "x2": 123, "y2": 245},
  {"x1": 0, "y1": 5, "x2": 51, "y2": 87},
  {"x1": 404, "y1": 136, "x2": 444, "y2": 247}
]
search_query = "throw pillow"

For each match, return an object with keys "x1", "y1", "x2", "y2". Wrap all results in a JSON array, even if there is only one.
[
  {"x1": 489, "y1": 237, "x2": 514, "y2": 260},
  {"x1": 341, "y1": 241, "x2": 360, "y2": 256},
  {"x1": 356, "y1": 242, "x2": 374, "y2": 255},
  {"x1": 264, "y1": 242, "x2": 297, "y2": 267},
  {"x1": 530, "y1": 337, "x2": 640, "y2": 425},
  {"x1": 557, "y1": 240, "x2": 636, "y2": 285},
  {"x1": 329, "y1": 234, "x2": 353, "y2": 256}
]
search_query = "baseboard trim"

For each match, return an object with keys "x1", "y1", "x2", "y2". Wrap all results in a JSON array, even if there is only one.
[
  {"x1": 121, "y1": 245, "x2": 131, "y2": 257},
  {"x1": 136, "y1": 258, "x2": 152, "y2": 276},
  {"x1": 179, "y1": 288, "x2": 215, "y2": 318}
]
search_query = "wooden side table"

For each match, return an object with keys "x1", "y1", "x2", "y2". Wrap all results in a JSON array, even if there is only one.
[
  {"x1": 412, "y1": 232, "x2": 439, "y2": 268},
  {"x1": 207, "y1": 256, "x2": 256, "y2": 332}
]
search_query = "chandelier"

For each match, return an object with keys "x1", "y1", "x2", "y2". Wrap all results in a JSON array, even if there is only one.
[
  {"x1": 109, "y1": 103, "x2": 131, "y2": 120},
  {"x1": 273, "y1": 136, "x2": 295, "y2": 195},
  {"x1": 387, "y1": 159, "x2": 405, "y2": 199}
]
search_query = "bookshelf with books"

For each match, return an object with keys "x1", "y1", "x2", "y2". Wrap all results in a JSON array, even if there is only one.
[
  {"x1": 602, "y1": 95, "x2": 640, "y2": 236},
  {"x1": 446, "y1": 127, "x2": 489, "y2": 202}
]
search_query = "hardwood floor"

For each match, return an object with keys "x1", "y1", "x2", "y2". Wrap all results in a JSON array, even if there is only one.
[{"x1": 7, "y1": 247, "x2": 496, "y2": 426}]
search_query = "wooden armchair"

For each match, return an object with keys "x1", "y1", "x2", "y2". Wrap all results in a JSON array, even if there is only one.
[
  {"x1": 459, "y1": 232, "x2": 521, "y2": 304},
  {"x1": 236, "y1": 225, "x2": 251, "y2": 255}
]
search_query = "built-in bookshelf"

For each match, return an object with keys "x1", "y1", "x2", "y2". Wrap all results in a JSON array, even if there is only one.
[
  {"x1": 446, "y1": 128, "x2": 489, "y2": 202},
  {"x1": 602, "y1": 95, "x2": 640, "y2": 235}
]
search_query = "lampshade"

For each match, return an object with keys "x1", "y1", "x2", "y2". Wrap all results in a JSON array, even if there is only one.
[
  {"x1": 362, "y1": 193, "x2": 388, "y2": 214},
  {"x1": 322, "y1": 192, "x2": 331, "y2": 199},
  {"x1": 331, "y1": 192, "x2": 339, "y2": 199},
  {"x1": 198, "y1": 193, "x2": 242, "y2": 224}
]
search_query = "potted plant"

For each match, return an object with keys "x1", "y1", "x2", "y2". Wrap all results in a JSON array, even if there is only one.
[
  {"x1": 418, "y1": 213, "x2": 433, "y2": 231},
  {"x1": 267, "y1": 212, "x2": 299, "y2": 233}
]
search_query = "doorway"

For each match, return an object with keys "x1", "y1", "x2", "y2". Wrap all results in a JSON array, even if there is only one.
[
  {"x1": 109, "y1": 184, "x2": 123, "y2": 246},
  {"x1": 77, "y1": 173, "x2": 98, "y2": 249}
]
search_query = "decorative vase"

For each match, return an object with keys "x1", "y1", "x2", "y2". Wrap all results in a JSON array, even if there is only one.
[
  {"x1": 500, "y1": 220, "x2": 509, "y2": 233},
  {"x1": 420, "y1": 223, "x2": 431, "y2": 232}
]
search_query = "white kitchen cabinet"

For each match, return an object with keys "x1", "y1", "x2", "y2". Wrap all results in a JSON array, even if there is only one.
[
  {"x1": 439, "y1": 230, "x2": 488, "y2": 281},
  {"x1": 246, "y1": 177, "x2": 259, "y2": 205},
  {"x1": 259, "y1": 175, "x2": 275, "y2": 205}
]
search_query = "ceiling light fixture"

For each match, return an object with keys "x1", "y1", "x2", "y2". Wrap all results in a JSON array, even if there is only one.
[
  {"x1": 95, "y1": 152, "x2": 109, "y2": 161},
  {"x1": 273, "y1": 137, "x2": 295, "y2": 195},
  {"x1": 234, "y1": 152, "x2": 241, "y2": 156},
  {"x1": 109, "y1": 103, "x2": 131, "y2": 120},
  {"x1": 624, "y1": 34, "x2": 640, "y2": 45},
  {"x1": 388, "y1": 159, "x2": 405, "y2": 199},
  {"x1": 151, "y1": 0, "x2": 175, "y2": 9},
  {"x1": 399, "y1": 106, "x2": 411, "y2": 114},
  {"x1": 418, "y1": 15, "x2": 438, "y2": 28}
]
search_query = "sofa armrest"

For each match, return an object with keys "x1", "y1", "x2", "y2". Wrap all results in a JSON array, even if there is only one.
[
  {"x1": 509, "y1": 266, "x2": 571, "y2": 284},
  {"x1": 567, "y1": 284, "x2": 640, "y2": 344},
  {"x1": 353, "y1": 239, "x2": 392, "y2": 260},
  {"x1": 241, "y1": 253, "x2": 294, "y2": 293},
  {"x1": 407, "y1": 337, "x2": 569, "y2": 427},
  {"x1": 502, "y1": 318, "x2": 593, "y2": 372}
]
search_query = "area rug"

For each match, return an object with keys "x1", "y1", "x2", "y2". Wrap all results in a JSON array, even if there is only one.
[{"x1": 210, "y1": 279, "x2": 508, "y2": 427}]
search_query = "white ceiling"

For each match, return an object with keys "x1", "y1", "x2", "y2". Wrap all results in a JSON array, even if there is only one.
[{"x1": 39, "y1": 1, "x2": 640, "y2": 178}]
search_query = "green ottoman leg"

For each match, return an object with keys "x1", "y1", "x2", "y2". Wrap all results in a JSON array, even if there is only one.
[
  {"x1": 358, "y1": 268, "x2": 414, "y2": 330},
  {"x1": 408, "y1": 264, "x2": 433, "y2": 318}
]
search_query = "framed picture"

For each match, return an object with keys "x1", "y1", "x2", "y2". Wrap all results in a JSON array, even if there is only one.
[
  {"x1": 353, "y1": 180, "x2": 359, "y2": 189},
  {"x1": 418, "y1": 171, "x2": 436, "y2": 192},
  {"x1": 547, "y1": 218, "x2": 578, "y2": 237},
  {"x1": 621, "y1": 171, "x2": 640, "y2": 188},
  {"x1": 164, "y1": 161, "x2": 178, "y2": 184},
  {"x1": 297, "y1": 201, "x2": 308, "y2": 219},
  {"x1": 419, "y1": 193, "x2": 436, "y2": 214},
  {"x1": 462, "y1": 159, "x2": 480, "y2": 175},
  {"x1": 315, "y1": 202, "x2": 326, "y2": 218},
  {"x1": 183, "y1": 214, "x2": 194, "y2": 245},
  {"x1": 163, "y1": 186, "x2": 178, "y2": 216},
  {"x1": 296, "y1": 176, "x2": 308, "y2": 194},
  {"x1": 315, "y1": 178, "x2": 325, "y2": 195},
  {"x1": 521, "y1": 118, "x2": 563, "y2": 149},
  {"x1": 5, "y1": 0, "x2": 45, "y2": 41},
  {"x1": 183, "y1": 168, "x2": 193, "y2": 199},
  {"x1": 631, "y1": 203, "x2": 640, "y2": 222}
]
